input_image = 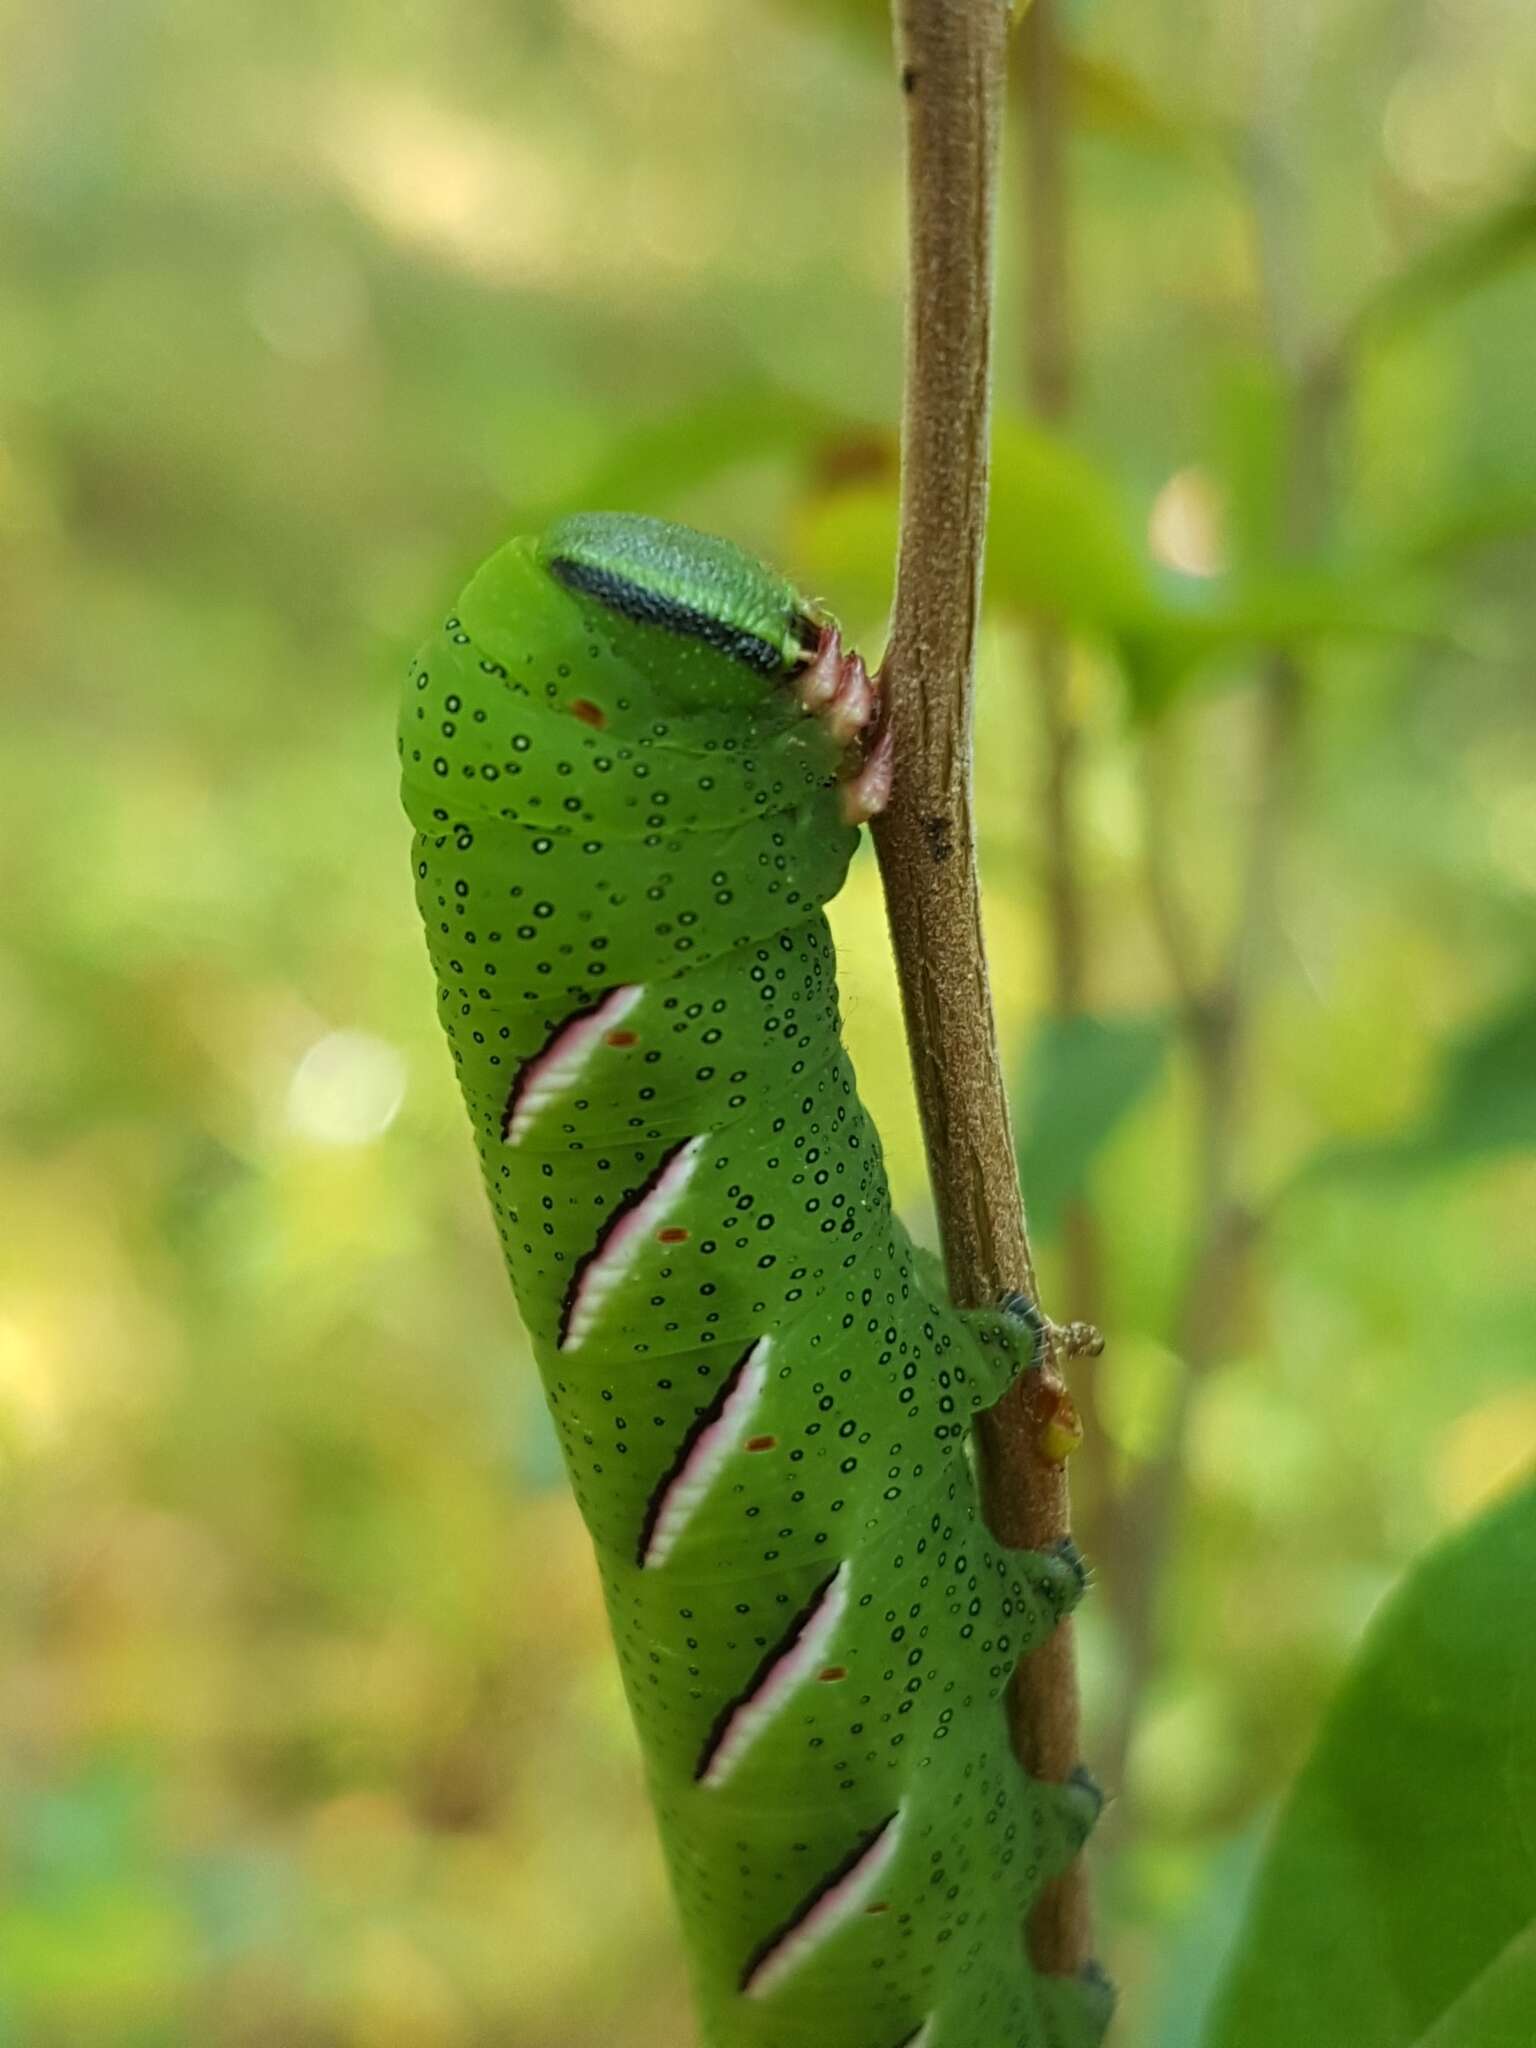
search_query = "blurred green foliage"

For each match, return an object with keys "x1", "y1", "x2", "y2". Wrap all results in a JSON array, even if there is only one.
[{"x1": 0, "y1": 1, "x2": 1532, "y2": 2043}]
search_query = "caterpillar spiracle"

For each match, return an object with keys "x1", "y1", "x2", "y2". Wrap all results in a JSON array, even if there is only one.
[{"x1": 399, "y1": 514, "x2": 1111, "y2": 2048}]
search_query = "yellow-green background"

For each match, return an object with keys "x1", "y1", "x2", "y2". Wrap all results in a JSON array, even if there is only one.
[{"x1": 2, "y1": 1, "x2": 1533, "y2": 2043}]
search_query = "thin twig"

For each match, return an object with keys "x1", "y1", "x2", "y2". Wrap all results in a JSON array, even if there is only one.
[{"x1": 874, "y1": 0, "x2": 1090, "y2": 1980}]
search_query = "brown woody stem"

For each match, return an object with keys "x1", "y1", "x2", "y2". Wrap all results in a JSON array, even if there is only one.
[{"x1": 874, "y1": 0, "x2": 1091, "y2": 1979}]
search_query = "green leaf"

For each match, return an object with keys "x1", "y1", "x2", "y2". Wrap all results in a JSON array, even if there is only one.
[
  {"x1": 1397, "y1": 486, "x2": 1536, "y2": 569},
  {"x1": 1057, "y1": 49, "x2": 1210, "y2": 162},
  {"x1": 1203, "y1": 1476, "x2": 1536, "y2": 2048},
  {"x1": 1118, "y1": 553, "x2": 1452, "y2": 716},
  {"x1": 987, "y1": 414, "x2": 1156, "y2": 633},
  {"x1": 1211, "y1": 353, "x2": 1296, "y2": 577},
  {"x1": 794, "y1": 478, "x2": 899, "y2": 628},
  {"x1": 986, "y1": 416, "x2": 1444, "y2": 718},
  {"x1": 1423, "y1": 989, "x2": 1536, "y2": 1159},
  {"x1": 1416, "y1": 1927, "x2": 1536, "y2": 2048},
  {"x1": 1352, "y1": 171, "x2": 1536, "y2": 353},
  {"x1": 1014, "y1": 1011, "x2": 1170, "y2": 1237},
  {"x1": 763, "y1": 0, "x2": 889, "y2": 58},
  {"x1": 1304, "y1": 986, "x2": 1536, "y2": 1185},
  {"x1": 558, "y1": 382, "x2": 845, "y2": 519}
]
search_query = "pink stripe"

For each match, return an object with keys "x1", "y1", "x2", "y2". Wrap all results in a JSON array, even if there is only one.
[
  {"x1": 742, "y1": 1807, "x2": 906, "y2": 1999},
  {"x1": 559, "y1": 1135, "x2": 706, "y2": 1352},
  {"x1": 699, "y1": 1563, "x2": 849, "y2": 1787},
  {"x1": 503, "y1": 985, "x2": 644, "y2": 1146},
  {"x1": 641, "y1": 1339, "x2": 772, "y2": 1570}
]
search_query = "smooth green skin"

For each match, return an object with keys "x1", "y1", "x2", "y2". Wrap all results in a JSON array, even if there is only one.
[{"x1": 400, "y1": 515, "x2": 1108, "y2": 2048}]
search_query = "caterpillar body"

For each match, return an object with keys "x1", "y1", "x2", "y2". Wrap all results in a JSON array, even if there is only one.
[{"x1": 400, "y1": 514, "x2": 1110, "y2": 2048}]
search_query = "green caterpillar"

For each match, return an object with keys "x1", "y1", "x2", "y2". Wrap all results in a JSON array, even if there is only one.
[{"x1": 399, "y1": 514, "x2": 1110, "y2": 2048}]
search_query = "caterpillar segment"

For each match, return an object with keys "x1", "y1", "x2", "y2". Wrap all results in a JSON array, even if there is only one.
[{"x1": 400, "y1": 513, "x2": 1111, "y2": 2047}]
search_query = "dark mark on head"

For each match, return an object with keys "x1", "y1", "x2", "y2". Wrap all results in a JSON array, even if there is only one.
[{"x1": 549, "y1": 555, "x2": 794, "y2": 676}]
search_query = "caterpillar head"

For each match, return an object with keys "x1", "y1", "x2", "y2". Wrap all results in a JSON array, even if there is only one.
[
  {"x1": 538, "y1": 512, "x2": 822, "y2": 707},
  {"x1": 539, "y1": 515, "x2": 889, "y2": 819},
  {"x1": 450, "y1": 512, "x2": 889, "y2": 822}
]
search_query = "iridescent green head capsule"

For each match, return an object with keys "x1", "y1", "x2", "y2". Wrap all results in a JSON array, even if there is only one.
[
  {"x1": 440, "y1": 511, "x2": 890, "y2": 818},
  {"x1": 539, "y1": 513, "x2": 891, "y2": 817},
  {"x1": 539, "y1": 511, "x2": 822, "y2": 686}
]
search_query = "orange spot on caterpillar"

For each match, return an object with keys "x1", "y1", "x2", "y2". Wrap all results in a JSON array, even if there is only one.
[
  {"x1": 657, "y1": 1227, "x2": 689, "y2": 1244},
  {"x1": 817, "y1": 1665, "x2": 847, "y2": 1683},
  {"x1": 864, "y1": 1900, "x2": 889, "y2": 1915},
  {"x1": 570, "y1": 699, "x2": 606, "y2": 727},
  {"x1": 744, "y1": 1434, "x2": 778, "y2": 1453},
  {"x1": 605, "y1": 1030, "x2": 638, "y2": 1047}
]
